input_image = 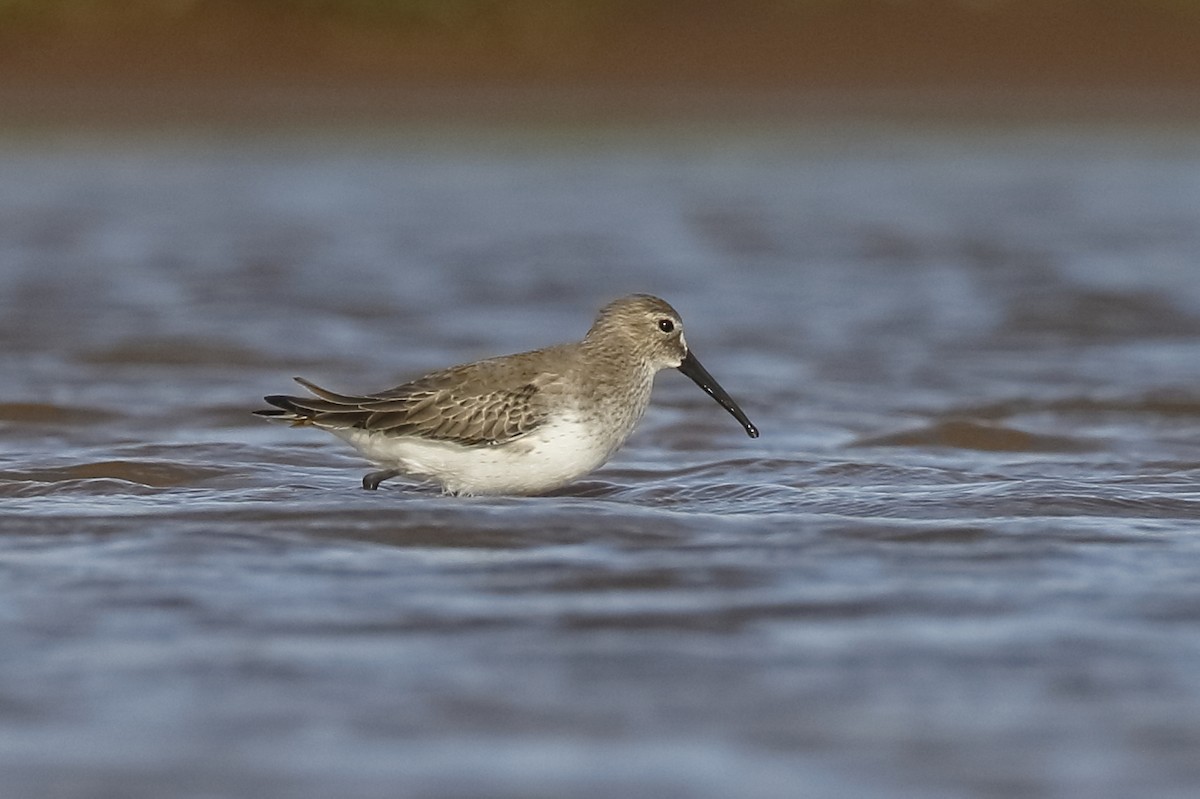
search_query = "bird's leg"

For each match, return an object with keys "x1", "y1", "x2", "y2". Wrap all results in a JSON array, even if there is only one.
[{"x1": 362, "y1": 469, "x2": 402, "y2": 491}]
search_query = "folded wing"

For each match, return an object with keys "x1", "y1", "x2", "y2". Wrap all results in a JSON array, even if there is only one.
[{"x1": 254, "y1": 357, "x2": 562, "y2": 447}]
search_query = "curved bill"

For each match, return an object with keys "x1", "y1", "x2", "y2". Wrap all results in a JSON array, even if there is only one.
[{"x1": 677, "y1": 351, "x2": 759, "y2": 438}]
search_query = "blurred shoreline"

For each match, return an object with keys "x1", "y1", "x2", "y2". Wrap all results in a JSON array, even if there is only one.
[
  {"x1": 6, "y1": 86, "x2": 1200, "y2": 132},
  {"x1": 2, "y1": 1, "x2": 1200, "y2": 126}
]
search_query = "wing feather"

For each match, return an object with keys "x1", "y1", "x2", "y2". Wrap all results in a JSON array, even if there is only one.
[{"x1": 255, "y1": 349, "x2": 571, "y2": 446}]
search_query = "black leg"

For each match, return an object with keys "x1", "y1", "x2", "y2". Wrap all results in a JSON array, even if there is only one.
[{"x1": 362, "y1": 469, "x2": 401, "y2": 491}]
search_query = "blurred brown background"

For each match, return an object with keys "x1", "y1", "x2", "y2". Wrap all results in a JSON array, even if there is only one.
[{"x1": 3, "y1": 0, "x2": 1199, "y2": 124}]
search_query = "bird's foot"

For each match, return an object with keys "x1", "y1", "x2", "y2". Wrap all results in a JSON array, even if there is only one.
[{"x1": 362, "y1": 469, "x2": 402, "y2": 491}]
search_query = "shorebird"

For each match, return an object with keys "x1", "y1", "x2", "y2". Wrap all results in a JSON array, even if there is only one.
[{"x1": 255, "y1": 294, "x2": 758, "y2": 495}]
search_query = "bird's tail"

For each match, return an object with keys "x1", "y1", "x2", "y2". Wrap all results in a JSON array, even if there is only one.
[
  {"x1": 253, "y1": 377, "x2": 357, "y2": 427},
  {"x1": 253, "y1": 394, "x2": 317, "y2": 427}
]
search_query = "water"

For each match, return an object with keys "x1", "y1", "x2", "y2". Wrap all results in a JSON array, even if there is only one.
[{"x1": 2, "y1": 120, "x2": 1200, "y2": 798}]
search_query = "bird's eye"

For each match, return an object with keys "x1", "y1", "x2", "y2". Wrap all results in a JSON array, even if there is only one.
[{"x1": 658, "y1": 318, "x2": 675, "y2": 333}]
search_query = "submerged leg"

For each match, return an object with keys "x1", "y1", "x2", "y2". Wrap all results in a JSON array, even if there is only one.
[{"x1": 362, "y1": 469, "x2": 402, "y2": 491}]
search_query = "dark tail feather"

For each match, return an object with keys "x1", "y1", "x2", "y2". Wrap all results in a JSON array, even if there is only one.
[
  {"x1": 254, "y1": 379, "x2": 376, "y2": 429},
  {"x1": 263, "y1": 394, "x2": 302, "y2": 411},
  {"x1": 253, "y1": 395, "x2": 317, "y2": 426}
]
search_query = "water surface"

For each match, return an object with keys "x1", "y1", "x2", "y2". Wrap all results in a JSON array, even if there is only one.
[{"x1": 2, "y1": 121, "x2": 1200, "y2": 798}]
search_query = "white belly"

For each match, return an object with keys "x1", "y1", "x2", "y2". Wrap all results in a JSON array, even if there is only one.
[{"x1": 331, "y1": 417, "x2": 620, "y2": 496}]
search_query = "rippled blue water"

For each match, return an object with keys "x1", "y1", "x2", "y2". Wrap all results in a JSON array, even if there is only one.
[{"x1": 2, "y1": 120, "x2": 1200, "y2": 798}]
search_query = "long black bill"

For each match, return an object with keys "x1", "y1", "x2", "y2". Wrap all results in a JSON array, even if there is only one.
[{"x1": 677, "y1": 351, "x2": 759, "y2": 438}]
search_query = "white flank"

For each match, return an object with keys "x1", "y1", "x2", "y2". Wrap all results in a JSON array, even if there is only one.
[{"x1": 331, "y1": 416, "x2": 620, "y2": 496}]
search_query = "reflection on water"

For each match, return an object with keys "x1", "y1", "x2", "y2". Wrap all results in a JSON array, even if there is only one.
[{"x1": 2, "y1": 122, "x2": 1200, "y2": 798}]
